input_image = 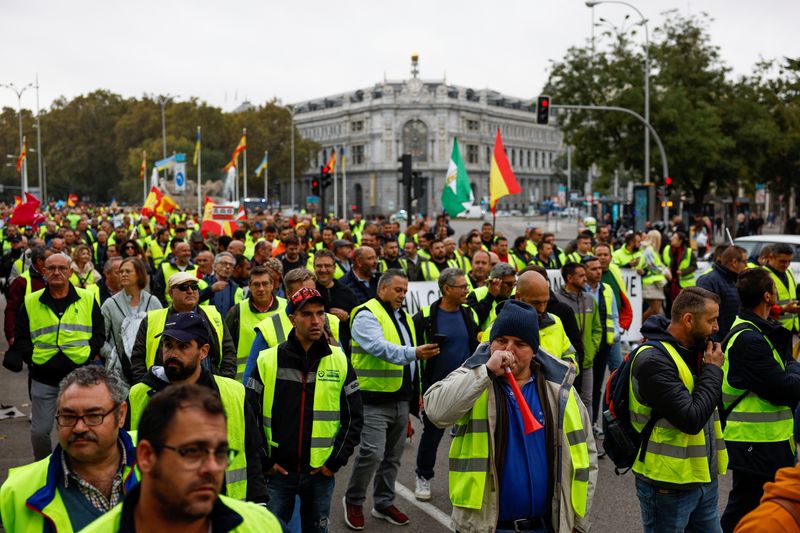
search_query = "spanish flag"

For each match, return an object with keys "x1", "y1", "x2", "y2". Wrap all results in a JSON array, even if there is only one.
[
  {"x1": 139, "y1": 151, "x2": 147, "y2": 182},
  {"x1": 223, "y1": 131, "x2": 247, "y2": 171},
  {"x1": 67, "y1": 193, "x2": 79, "y2": 207},
  {"x1": 141, "y1": 187, "x2": 163, "y2": 217},
  {"x1": 489, "y1": 129, "x2": 521, "y2": 212},
  {"x1": 15, "y1": 137, "x2": 27, "y2": 172},
  {"x1": 324, "y1": 149, "x2": 336, "y2": 174}
]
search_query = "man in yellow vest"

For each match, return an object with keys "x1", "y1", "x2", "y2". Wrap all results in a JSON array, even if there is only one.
[
  {"x1": 4, "y1": 252, "x2": 105, "y2": 460},
  {"x1": 4, "y1": 245, "x2": 48, "y2": 346},
  {"x1": 629, "y1": 286, "x2": 728, "y2": 532},
  {"x1": 225, "y1": 264, "x2": 285, "y2": 381},
  {"x1": 246, "y1": 287, "x2": 362, "y2": 530},
  {"x1": 764, "y1": 243, "x2": 800, "y2": 334},
  {"x1": 130, "y1": 272, "x2": 237, "y2": 382},
  {"x1": 424, "y1": 300, "x2": 597, "y2": 533},
  {"x1": 0, "y1": 366, "x2": 139, "y2": 532},
  {"x1": 151, "y1": 240, "x2": 197, "y2": 306},
  {"x1": 83, "y1": 383, "x2": 283, "y2": 532},
  {"x1": 719, "y1": 268, "x2": 800, "y2": 532},
  {"x1": 125, "y1": 311, "x2": 267, "y2": 503},
  {"x1": 343, "y1": 269, "x2": 440, "y2": 529}
]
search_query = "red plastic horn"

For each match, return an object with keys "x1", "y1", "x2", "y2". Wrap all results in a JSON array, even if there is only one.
[{"x1": 505, "y1": 368, "x2": 544, "y2": 434}]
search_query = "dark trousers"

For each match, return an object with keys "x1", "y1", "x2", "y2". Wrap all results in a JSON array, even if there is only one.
[
  {"x1": 266, "y1": 471, "x2": 335, "y2": 533},
  {"x1": 591, "y1": 343, "x2": 611, "y2": 424},
  {"x1": 720, "y1": 470, "x2": 772, "y2": 533},
  {"x1": 415, "y1": 411, "x2": 446, "y2": 480}
]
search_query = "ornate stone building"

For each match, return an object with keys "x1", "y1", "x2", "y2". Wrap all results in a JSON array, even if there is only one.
[{"x1": 290, "y1": 57, "x2": 563, "y2": 217}]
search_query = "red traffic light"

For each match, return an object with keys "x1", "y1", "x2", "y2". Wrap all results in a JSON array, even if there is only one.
[
  {"x1": 312, "y1": 179, "x2": 319, "y2": 187},
  {"x1": 665, "y1": 176, "x2": 673, "y2": 186},
  {"x1": 322, "y1": 165, "x2": 330, "y2": 174},
  {"x1": 541, "y1": 99, "x2": 548, "y2": 108}
]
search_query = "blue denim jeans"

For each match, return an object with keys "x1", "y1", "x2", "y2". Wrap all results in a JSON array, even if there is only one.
[
  {"x1": 266, "y1": 471, "x2": 335, "y2": 533},
  {"x1": 636, "y1": 477, "x2": 722, "y2": 533}
]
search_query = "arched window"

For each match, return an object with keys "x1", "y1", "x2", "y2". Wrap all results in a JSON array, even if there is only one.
[{"x1": 402, "y1": 120, "x2": 429, "y2": 162}]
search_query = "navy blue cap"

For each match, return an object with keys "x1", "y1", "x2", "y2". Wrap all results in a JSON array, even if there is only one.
[{"x1": 155, "y1": 311, "x2": 209, "y2": 344}]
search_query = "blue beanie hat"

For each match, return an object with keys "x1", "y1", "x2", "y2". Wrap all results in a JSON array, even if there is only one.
[{"x1": 489, "y1": 300, "x2": 540, "y2": 352}]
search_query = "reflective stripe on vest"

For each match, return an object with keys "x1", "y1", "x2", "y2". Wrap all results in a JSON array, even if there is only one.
[
  {"x1": 161, "y1": 263, "x2": 199, "y2": 304},
  {"x1": 663, "y1": 246, "x2": 696, "y2": 288},
  {"x1": 598, "y1": 283, "x2": 615, "y2": 345},
  {"x1": 235, "y1": 300, "x2": 277, "y2": 380},
  {"x1": 766, "y1": 267, "x2": 799, "y2": 332},
  {"x1": 419, "y1": 261, "x2": 441, "y2": 281},
  {"x1": 255, "y1": 312, "x2": 293, "y2": 348},
  {"x1": 448, "y1": 386, "x2": 590, "y2": 517},
  {"x1": 145, "y1": 306, "x2": 224, "y2": 370},
  {"x1": 26, "y1": 288, "x2": 95, "y2": 365},
  {"x1": 21, "y1": 269, "x2": 33, "y2": 297},
  {"x1": 722, "y1": 317, "x2": 794, "y2": 444},
  {"x1": 257, "y1": 345, "x2": 348, "y2": 467},
  {"x1": 350, "y1": 299, "x2": 417, "y2": 392},
  {"x1": 629, "y1": 341, "x2": 728, "y2": 483},
  {"x1": 128, "y1": 376, "x2": 249, "y2": 500}
]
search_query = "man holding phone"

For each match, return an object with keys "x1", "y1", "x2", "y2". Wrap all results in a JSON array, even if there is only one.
[
  {"x1": 629, "y1": 286, "x2": 728, "y2": 532},
  {"x1": 412, "y1": 268, "x2": 480, "y2": 502}
]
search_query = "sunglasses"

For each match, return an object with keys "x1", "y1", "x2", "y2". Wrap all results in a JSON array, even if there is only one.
[{"x1": 174, "y1": 284, "x2": 199, "y2": 292}]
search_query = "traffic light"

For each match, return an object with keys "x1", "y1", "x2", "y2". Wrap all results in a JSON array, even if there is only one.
[
  {"x1": 665, "y1": 176, "x2": 673, "y2": 196},
  {"x1": 397, "y1": 154, "x2": 412, "y2": 186},
  {"x1": 536, "y1": 95, "x2": 550, "y2": 125},
  {"x1": 320, "y1": 165, "x2": 332, "y2": 189},
  {"x1": 311, "y1": 178, "x2": 320, "y2": 196},
  {"x1": 412, "y1": 172, "x2": 427, "y2": 200}
]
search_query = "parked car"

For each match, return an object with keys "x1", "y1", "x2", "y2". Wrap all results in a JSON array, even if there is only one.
[{"x1": 733, "y1": 234, "x2": 800, "y2": 279}]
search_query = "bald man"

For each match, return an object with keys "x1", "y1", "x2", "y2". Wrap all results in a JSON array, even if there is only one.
[{"x1": 482, "y1": 271, "x2": 577, "y2": 369}]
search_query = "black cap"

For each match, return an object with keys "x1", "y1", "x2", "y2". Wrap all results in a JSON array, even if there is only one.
[{"x1": 154, "y1": 312, "x2": 209, "y2": 344}]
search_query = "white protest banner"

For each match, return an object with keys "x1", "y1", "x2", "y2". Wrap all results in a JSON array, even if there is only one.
[{"x1": 406, "y1": 268, "x2": 643, "y2": 342}]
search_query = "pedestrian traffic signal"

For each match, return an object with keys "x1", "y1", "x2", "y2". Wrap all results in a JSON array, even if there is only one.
[
  {"x1": 312, "y1": 178, "x2": 320, "y2": 196},
  {"x1": 537, "y1": 96, "x2": 550, "y2": 125},
  {"x1": 397, "y1": 154, "x2": 412, "y2": 186}
]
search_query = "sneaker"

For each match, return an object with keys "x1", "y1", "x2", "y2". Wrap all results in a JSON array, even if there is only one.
[
  {"x1": 414, "y1": 475, "x2": 432, "y2": 501},
  {"x1": 371, "y1": 505, "x2": 410, "y2": 526},
  {"x1": 592, "y1": 423, "x2": 604, "y2": 436},
  {"x1": 343, "y1": 497, "x2": 365, "y2": 530}
]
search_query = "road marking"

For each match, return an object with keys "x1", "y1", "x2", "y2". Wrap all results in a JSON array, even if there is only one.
[{"x1": 394, "y1": 481, "x2": 454, "y2": 531}]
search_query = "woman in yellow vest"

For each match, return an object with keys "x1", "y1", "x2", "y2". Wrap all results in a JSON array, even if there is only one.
[
  {"x1": 69, "y1": 244, "x2": 101, "y2": 289},
  {"x1": 425, "y1": 300, "x2": 597, "y2": 533}
]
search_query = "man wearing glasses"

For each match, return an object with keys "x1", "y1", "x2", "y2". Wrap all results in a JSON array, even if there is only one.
[
  {"x1": 126, "y1": 312, "x2": 267, "y2": 503},
  {"x1": 4, "y1": 252, "x2": 105, "y2": 460},
  {"x1": 0, "y1": 366, "x2": 138, "y2": 532},
  {"x1": 130, "y1": 272, "x2": 237, "y2": 382},
  {"x1": 411, "y1": 268, "x2": 480, "y2": 502},
  {"x1": 199, "y1": 251, "x2": 244, "y2": 317},
  {"x1": 84, "y1": 384, "x2": 283, "y2": 532}
]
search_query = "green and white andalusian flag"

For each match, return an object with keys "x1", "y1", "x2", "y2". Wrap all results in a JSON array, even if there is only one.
[{"x1": 441, "y1": 138, "x2": 472, "y2": 217}]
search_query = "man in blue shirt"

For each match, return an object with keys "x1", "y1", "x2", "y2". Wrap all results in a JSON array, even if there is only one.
[{"x1": 412, "y1": 268, "x2": 480, "y2": 501}]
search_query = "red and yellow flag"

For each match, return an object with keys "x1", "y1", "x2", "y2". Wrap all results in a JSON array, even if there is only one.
[
  {"x1": 489, "y1": 129, "x2": 521, "y2": 212},
  {"x1": 223, "y1": 131, "x2": 247, "y2": 171},
  {"x1": 141, "y1": 186, "x2": 163, "y2": 217},
  {"x1": 67, "y1": 193, "x2": 79, "y2": 207},
  {"x1": 15, "y1": 137, "x2": 27, "y2": 172},
  {"x1": 139, "y1": 151, "x2": 147, "y2": 181},
  {"x1": 324, "y1": 149, "x2": 337, "y2": 174}
]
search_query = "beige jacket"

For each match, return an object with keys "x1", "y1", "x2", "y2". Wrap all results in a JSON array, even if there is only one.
[{"x1": 424, "y1": 343, "x2": 598, "y2": 533}]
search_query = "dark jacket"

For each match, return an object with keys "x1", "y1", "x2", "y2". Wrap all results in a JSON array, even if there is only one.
[
  {"x1": 4, "y1": 265, "x2": 46, "y2": 343},
  {"x1": 341, "y1": 269, "x2": 378, "y2": 306},
  {"x1": 724, "y1": 310, "x2": 800, "y2": 477},
  {"x1": 413, "y1": 298, "x2": 481, "y2": 393},
  {"x1": 245, "y1": 330, "x2": 362, "y2": 474},
  {"x1": 4, "y1": 284, "x2": 104, "y2": 384},
  {"x1": 125, "y1": 367, "x2": 268, "y2": 503},
  {"x1": 224, "y1": 296, "x2": 283, "y2": 348},
  {"x1": 696, "y1": 262, "x2": 740, "y2": 339},
  {"x1": 130, "y1": 305, "x2": 237, "y2": 383},
  {"x1": 546, "y1": 289, "x2": 585, "y2": 368},
  {"x1": 631, "y1": 315, "x2": 723, "y2": 488},
  {"x1": 466, "y1": 289, "x2": 508, "y2": 326},
  {"x1": 316, "y1": 279, "x2": 358, "y2": 354}
]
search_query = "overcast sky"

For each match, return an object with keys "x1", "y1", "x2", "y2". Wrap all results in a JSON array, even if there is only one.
[{"x1": 1, "y1": 0, "x2": 797, "y2": 113}]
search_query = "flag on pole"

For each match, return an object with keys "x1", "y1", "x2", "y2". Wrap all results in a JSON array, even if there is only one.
[
  {"x1": 141, "y1": 187, "x2": 163, "y2": 217},
  {"x1": 139, "y1": 152, "x2": 147, "y2": 181},
  {"x1": 441, "y1": 138, "x2": 472, "y2": 217},
  {"x1": 14, "y1": 196, "x2": 22, "y2": 207},
  {"x1": 340, "y1": 146, "x2": 346, "y2": 173},
  {"x1": 9, "y1": 192, "x2": 41, "y2": 226},
  {"x1": 155, "y1": 193, "x2": 178, "y2": 224},
  {"x1": 193, "y1": 127, "x2": 201, "y2": 166},
  {"x1": 489, "y1": 129, "x2": 521, "y2": 212},
  {"x1": 236, "y1": 205, "x2": 247, "y2": 220},
  {"x1": 67, "y1": 193, "x2": 79, "y2": 207},
  {"x1": 255, "y1": 152, "x2": 268, "y2": 177},
  {"x1": 223, "y1": 133, "x2": 247, "y2": 171},
  {"x1": 16, "y1": 137, "x2": 27, "y2": 172},
  {"x1": 324, "y1": 149, "x2": 337, "y2": 174}
]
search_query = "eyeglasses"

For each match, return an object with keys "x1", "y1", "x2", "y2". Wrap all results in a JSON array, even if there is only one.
[
  {"x1": 174, "y1": 284, "x2": 200, "y2": 292},
  {"x1": 124, "y1": 245, "x2": 136, "y2": 250},
  {"x1": 447, "y1": 283, "x2": 468, "y2": 290},
  {"x1": 217, "y1": 262, "x2": 235, "y2": 268},
  {"x1": 151, "y1": 441, "x2": 239, "y2": 468},
  {"x1": 46, "y1": 265, "x2": 70, "y2": 273},
  {"x1": 56, "y1": 405, "x2": 117, "y2": 427}
]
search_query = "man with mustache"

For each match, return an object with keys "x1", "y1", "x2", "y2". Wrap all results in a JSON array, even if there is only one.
[
  {"x1": 1, "y1": 366, "x2": 138, "y2": 532},
  {"x1": 125, "y1": 311, "x2": 267, "y2": 503},
  {"x1": 83, "y1": 384, "x2": 283, "y2": 532}
]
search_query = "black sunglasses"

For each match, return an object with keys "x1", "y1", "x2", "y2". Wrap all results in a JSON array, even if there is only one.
[{"x1": 174, "y1": 284, "x2": 200, "y2": 292}]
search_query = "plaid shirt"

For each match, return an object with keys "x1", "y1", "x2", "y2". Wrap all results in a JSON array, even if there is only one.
[{"x1": 61, "y1": 439, "x2": 127, "y2": 513}]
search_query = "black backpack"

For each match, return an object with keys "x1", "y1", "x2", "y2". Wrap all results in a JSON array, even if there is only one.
[{"x1": 601, "y1": 341, "x2": 666, "y2": 474}]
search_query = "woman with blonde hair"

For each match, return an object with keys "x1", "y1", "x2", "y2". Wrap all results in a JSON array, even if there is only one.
[
  {"x1": 638, "y1": 230, "x2": 671, "y2": 321},
  {"x1": 69, "y1": 244, "x2": 101, "y2": 288}
]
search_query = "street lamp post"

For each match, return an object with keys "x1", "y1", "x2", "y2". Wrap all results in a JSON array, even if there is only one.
[
  {"x1": 157, "y1": 94, "x2": 177, "y2": 160},
  {"x1": 585, "y1": 1, "x2": 650, "y2": 188},
  {"x1": 1, "y1": 82, "x2": 34, "y2": 195}
]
